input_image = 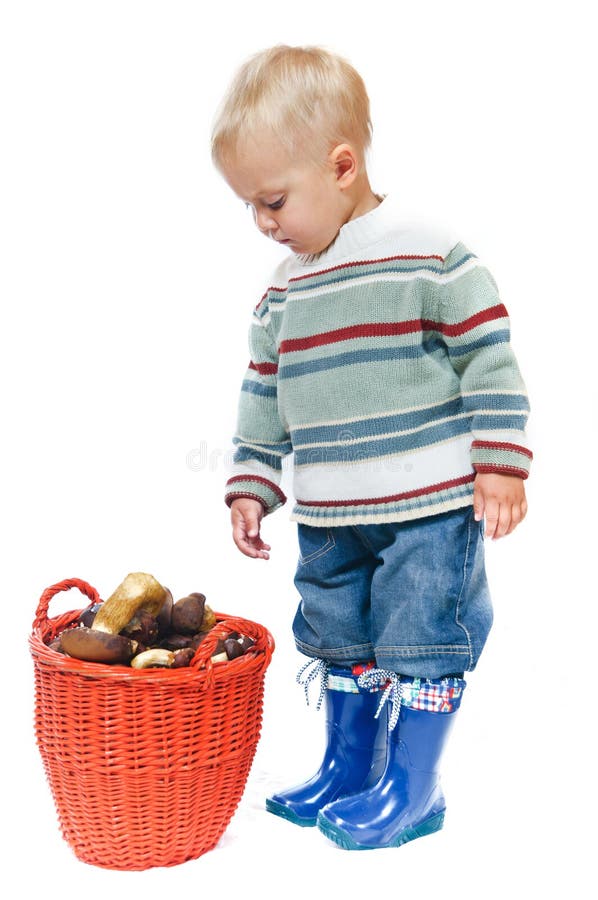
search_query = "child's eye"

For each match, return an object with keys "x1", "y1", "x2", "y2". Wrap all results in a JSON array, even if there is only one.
[{"x1": 268, "y1": 197, "x2": 285, "y2": 211}]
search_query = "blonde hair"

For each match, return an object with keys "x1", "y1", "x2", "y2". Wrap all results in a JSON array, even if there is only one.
[{"x1": 211, "y1": 45, "x2": 373, "y2": 171}]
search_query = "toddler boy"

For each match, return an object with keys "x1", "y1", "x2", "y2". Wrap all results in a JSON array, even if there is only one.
[{"x1": 211, "y1": 45, "x2": 531, "y2": 850}]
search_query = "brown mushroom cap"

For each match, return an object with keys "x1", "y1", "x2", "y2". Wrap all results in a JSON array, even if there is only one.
[
  {"x1": 224, "y1": 637, "x2": 244, "y2": 660},
  {"x1": 60, "y1": 627, "x2": 138, "y2": 664},
  {"x1": 172, "y1": 647, "x2": 195, "y2": 668},
  {"x1": 156, "y1": 587, "x2": 173, "y2": 637},
  {"x1": 171, "y1": 593, "x2": 206, "y2": 634},
  {"x1": 78, "y1": 602, "x2": 102, "y2": 628},
  {"x1": 237, "y1": 634, "x2": 255, "y2": 653},
  {"x1": 160, "y1": 632, "x2": 195, "y2": 651}
]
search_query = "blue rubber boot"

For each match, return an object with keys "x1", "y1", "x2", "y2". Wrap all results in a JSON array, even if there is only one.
[
  {"x1": 317, "y1": 675, "x2": 465, "y2": 849},
  {"x1": 266, "y1": 665, "x2": 388, "y2": 827}
]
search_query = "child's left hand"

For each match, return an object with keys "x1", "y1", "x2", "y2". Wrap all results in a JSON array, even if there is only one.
[{"x1": 473, "y1": 472, "x2": 528, "y2": 539}]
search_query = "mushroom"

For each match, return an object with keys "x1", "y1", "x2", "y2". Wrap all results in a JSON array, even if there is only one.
[
  {"x1": 224, "y1": 637, "x2": 244, "y2": 660},
  {"x1": 172, "y1": 647, "x2": 195, "y2": 668},
  {"x1": 199, "y1": 604, "x2": 217, "y2": 632},
  {"x1": 120, "y1": 609, "x2": 159, "y2": 646},
  {"x1": 60, "y1": 627, "x2": 138, "y2": 664},
  {"x1": 171, "y1": 593, "x2": 206, "y2": 634},
  {"x1": 130, "y1": 648, "x2": 175, "y2": 669},
  {"x1": 160, "y1": 633, "x2": 195, "y2": 651},
  {"x1": 156, "y1": 587, "x2": 173, "y2": 637},
  {"x1": 48, "y1": 636, "x2": 67, "y2": 654},
  {"x1": 209, "y1": 632, "x2": 256, "y2": 664},
  {"x1": 237, "y1": 634, "x2": 255, "y2": 653},
  {"x1": 91, "y1": 572, "x2": 169, "y2": 636},
  {"x1": 78, "y1": 602, "x2": 102, "y2": 628}
]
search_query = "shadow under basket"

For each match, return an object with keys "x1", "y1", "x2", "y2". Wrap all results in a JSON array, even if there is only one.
[{"x1": 29, "y1": 578, "x2": 275, "y2": 871}]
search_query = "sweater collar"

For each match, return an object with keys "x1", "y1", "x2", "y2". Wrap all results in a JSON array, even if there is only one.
[{"x1": 296, "y1": 193, "x2": 397, "y2": 267}]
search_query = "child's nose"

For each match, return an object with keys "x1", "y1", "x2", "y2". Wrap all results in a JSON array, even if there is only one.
[{"x1": 255, "y1": 208, "x2": 277, "y2": 233}]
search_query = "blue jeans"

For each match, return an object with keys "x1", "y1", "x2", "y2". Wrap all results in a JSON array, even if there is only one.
[{"x1": 292, "y1": 506, "x2": 492, "y2": 679}]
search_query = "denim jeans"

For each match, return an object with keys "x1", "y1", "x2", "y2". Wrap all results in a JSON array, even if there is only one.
[{"x1": 292, "y1": 505, "x2": 492, "y2": 679}]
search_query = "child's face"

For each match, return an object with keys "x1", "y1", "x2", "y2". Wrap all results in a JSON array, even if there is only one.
[{"x1": 221, "y1": 139, "x2": 349, "y2": 256}]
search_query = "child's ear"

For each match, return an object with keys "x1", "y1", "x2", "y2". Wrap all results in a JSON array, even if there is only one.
[{"x1": 329, "y1": 143, "x2": 358, "y2": 188}]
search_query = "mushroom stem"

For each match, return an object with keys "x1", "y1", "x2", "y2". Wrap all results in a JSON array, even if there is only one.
[
  {"x1": 130, "y1": 648, "x2": 175, "y2": 669},
  {"x1": 91, "y1": 572, "x2": 169, "y2": 635}
]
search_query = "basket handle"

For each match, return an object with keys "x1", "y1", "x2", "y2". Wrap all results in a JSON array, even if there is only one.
[
  {"x1": 33, "y1": 578, "x2": 101, "y2": 632},
  {"x1": 189, "y1": 613, "x2": 274, "y2": 686}
]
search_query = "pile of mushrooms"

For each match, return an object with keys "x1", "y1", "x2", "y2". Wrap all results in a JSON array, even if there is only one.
[{"x1": 49, "y1": 572, "x2": 255, "y2": 668}]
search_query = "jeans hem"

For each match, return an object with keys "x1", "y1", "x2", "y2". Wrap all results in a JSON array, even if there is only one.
[
  {"x1": 375, "y1": 646, "x2": 475, "y2": 679},
  {"x1": 294, "y1": 637, "x2": 375, "y2": 663}
]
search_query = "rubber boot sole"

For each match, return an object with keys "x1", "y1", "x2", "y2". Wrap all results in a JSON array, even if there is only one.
[
  {"x1": 266, "y1": 798, "x2": 317, "y2": 827},
  {"x1": 316, "y1": 809, "x2": 445, "y2": 850}
]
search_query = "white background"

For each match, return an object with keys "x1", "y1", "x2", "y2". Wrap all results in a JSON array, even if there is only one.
[{"x1": 1, "y1": 1, "x2": 596, "y2": 896}]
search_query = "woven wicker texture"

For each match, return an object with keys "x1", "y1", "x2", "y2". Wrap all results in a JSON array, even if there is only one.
[{"x1": 30, "y1": 578, "x2": 275, "y2": 870}]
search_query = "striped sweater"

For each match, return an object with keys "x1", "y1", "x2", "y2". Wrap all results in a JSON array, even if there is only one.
[{"x1": 225, "y1": 195, "x2": 532, "y2": 526}]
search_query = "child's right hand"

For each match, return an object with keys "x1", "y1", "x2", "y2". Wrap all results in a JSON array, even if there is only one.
[{"x1": 230, "y1": 498, "x2": 271, "y2": 560}]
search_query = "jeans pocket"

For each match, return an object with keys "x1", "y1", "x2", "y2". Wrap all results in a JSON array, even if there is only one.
[{"x1": 297, "y1": 525, "x2": 336, "y2": 565}]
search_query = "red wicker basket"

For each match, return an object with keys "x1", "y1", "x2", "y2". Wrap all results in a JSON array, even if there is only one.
[{"x1": 29, "y1": 578, "x2": 275, "y2": 870}]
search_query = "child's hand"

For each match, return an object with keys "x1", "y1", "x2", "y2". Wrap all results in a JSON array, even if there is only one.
[
  {"x1": 230, "y1": 498, "x2": 271, "y2": 559},
  {"x1": 473, "y1": 473, "x2": 528, "y2": 540}
]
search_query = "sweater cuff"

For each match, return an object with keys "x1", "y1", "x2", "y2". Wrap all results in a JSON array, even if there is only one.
[
  {"x1": 471, "y1": 440, "x2": 533, "y2": 480},
  {"x1": 225, "y1": 474, "x2": 287, "y2": 515}
]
